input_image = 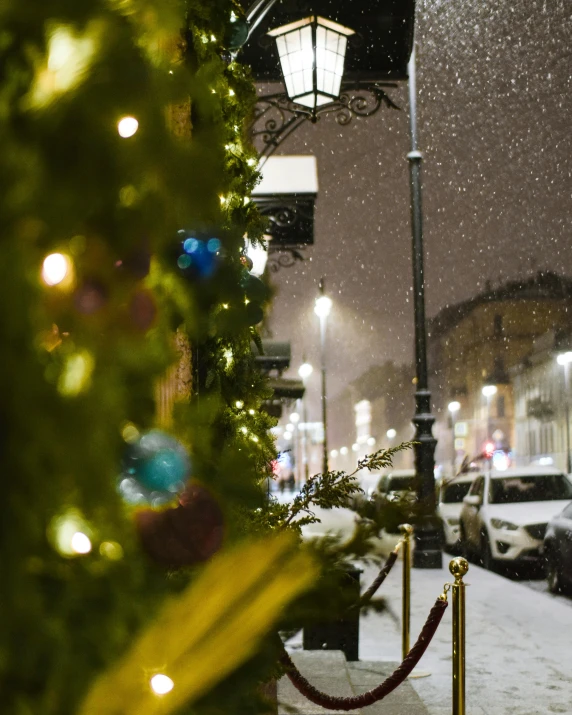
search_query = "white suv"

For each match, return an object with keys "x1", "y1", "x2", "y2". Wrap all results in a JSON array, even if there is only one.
[
  {"x1": 437, "y1": 474, "x2": 475, "y2": 549},
  {"x1": 459, "y1": 466, "x2": 572, "y2": 569}
]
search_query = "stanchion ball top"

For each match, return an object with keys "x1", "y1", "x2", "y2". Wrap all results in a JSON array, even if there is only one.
[
  {"x1": 449, "y1": 557, "x2": 469, "y2": 580},
  {"x1": 399, "y1": 523, "x2": 414, "y2": 536}
]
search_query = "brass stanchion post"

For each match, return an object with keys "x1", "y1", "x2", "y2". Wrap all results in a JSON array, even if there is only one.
[
  {"x1": 450, "y1": 557, "x2": 468, "y2": 715},
  {"x1": 399, "y1": 524, "x2": 413, "y2": 659}
]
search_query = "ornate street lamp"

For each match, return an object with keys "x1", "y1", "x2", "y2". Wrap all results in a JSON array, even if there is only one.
[
  {"x1": 243, "y1": 0, "x2": 412, "y2": 159},
  {"x1": 267, "y1": 16, "x2": 354, "y2": 113}
]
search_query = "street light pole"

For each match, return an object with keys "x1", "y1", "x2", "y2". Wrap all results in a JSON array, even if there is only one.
[
  {"x1": 557, "y1": 352, "x2": 572, "y2": 473},
  {"x1": 298, "y1": 360, "x2": 313, "y2": 483},
  {"x1": 314, "y1": 279, "x2": 332, "y2": 476},
  {"x1": 407, "y1": 46, "x2": 442, "y2": 569}
]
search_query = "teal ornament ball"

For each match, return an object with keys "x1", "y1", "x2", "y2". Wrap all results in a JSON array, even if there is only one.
[{"x1": 120, "y1": 430, "x2": 191, "y2": 506}]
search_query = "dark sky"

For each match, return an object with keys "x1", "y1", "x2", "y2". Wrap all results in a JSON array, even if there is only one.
[{"x1": 263, "y1": 0, "x2": 571, "y2": 417}]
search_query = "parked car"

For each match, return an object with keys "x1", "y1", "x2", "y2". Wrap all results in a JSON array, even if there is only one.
[
  {"x1": 459, "y1": 466, "x2": 572, "y2": 569},
  {"x1": 370, "y1": 469, "x2": 417, "y2": 541},
  {"x1": 374, "y1": 469, "x2": 417, "y2": 505},
  {"x1": 543, "y1": 500, "x2": 572, "y2": 593},
  {"x1": 437, "y1": 474, "x2": 475, "y2": 550}
]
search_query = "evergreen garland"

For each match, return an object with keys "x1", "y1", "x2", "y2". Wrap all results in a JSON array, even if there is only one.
[{"x1": 0, "y1": 1, "x2": 277, "y2": 712}]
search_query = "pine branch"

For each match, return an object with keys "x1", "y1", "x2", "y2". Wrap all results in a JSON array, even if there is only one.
[{"x1": 280, "y1": 444, "x2": 416, "y2": 529}]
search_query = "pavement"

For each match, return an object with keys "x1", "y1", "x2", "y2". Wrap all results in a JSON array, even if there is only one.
[{"x1": 276, "y1": 498, "x2": 572, "y2": 714}]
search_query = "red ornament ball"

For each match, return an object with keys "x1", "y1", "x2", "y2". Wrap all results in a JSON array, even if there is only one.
[{"x1": 135, "y1": 483, "x2": 224, "y2": 567}]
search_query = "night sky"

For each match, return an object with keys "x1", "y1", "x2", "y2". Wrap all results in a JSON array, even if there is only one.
[{"x1": 262, "y1": 0, "x2": 572, "y2": 420}]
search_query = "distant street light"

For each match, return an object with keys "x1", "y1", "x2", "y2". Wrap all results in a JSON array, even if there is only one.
[
  {"x1": 481, "y1": 385, "x2": 498, "y2": 398},
  {"x1": 298, "y1": 360, "x2": 313, "y2": 483},
  {"x1": 557, "y1": 352, "x2": 572, "y2": 473},
  {"x1": 448, "y1": 401, "x2": 461, "y2": 473},
  {"x1": 386, "y1": 428, "x2": 397, "y2": 440},
  {"x1": 314, "y1": 278, "x2": 332, "y2": 475}
]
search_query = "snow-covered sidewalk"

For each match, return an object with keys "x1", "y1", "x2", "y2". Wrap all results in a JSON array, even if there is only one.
[{"x1": 359, "y1": 558, "x2": 572, "y2": 715}]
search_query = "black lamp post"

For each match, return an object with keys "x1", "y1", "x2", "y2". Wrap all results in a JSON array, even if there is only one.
[{"x1": 407, "y1": 46, "x2": 442, "y2": 569}]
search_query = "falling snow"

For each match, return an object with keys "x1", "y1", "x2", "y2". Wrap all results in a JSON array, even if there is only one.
[{"x1": 260, "y1": 0, "x2": 571, "y2": 404}]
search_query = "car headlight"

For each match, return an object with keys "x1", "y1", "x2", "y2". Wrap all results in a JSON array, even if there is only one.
[
  {"x1": 490, "y1": 518, "x2": 519, "y2": 531},
  {"x1": 446, "y1": 517, "x2": 460, "y2": 526}
]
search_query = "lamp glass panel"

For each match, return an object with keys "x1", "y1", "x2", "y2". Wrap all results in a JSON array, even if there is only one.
[
  {"x1": 275, "y1": 25, "x2": 314, "y2": 103},
  {"x1": 314, "y1": 93, "x2": 331, "y2": 106},
  {"x1": 295, "y1": 92, "x2": 316, "y2": 108},
  {"x1": 315, "y1": 24, "x2": 348, "y2": 100}
]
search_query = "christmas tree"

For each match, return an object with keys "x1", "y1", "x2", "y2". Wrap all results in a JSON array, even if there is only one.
[{"x1": 0, "y1": 1, "x2": 318, "y2": 712}]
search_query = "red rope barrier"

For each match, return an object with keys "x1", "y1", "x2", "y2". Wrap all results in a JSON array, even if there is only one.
[
  {"x1": 357, "y1": 549, "x2": 399, "y2": 608},
  {"x1": 280, "y1": 597, "x2": 448, "y2": 711}
]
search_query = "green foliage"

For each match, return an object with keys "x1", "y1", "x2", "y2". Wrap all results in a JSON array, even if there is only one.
[
  {"x1": 0, "y1": 0, "x2": 278, "y2": 712},
  {"x1": 269, "y1": 444, "x2": 416, "y2": 531}
]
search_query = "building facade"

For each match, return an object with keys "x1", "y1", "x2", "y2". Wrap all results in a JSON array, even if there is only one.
[{"x1": 428, "y1": 273, "x2": 572, "y2": 471}]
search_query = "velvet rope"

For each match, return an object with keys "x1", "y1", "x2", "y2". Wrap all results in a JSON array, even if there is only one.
[
  {"x1": 357, "y1": 549, "x2": 399, "y2": 608},
  {"x1": 280, "y1": 597, "x2": 448, "y2": 711}
]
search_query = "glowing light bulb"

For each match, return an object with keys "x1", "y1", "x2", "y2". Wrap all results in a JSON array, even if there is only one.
[
  {"x1": 150, "y1": 674, "x2": 174, "y2": 695},
  {"x1": 386, "y1": 429, "x2": 397, "y2": 439},
  {"x1": 235, "y1": 400, "x2": 244, "y2": 409},
  {"x1": 117, "y1": 116, "x2": 139, "y2": 138},
  {"x1": 228, "y1": 89, "x2": 235, "y2": 97},
  {"x1": 71, "y1": 531, "x2": 92, "y2": 554},
  {"x1": 314, "y1": 295, "x2": 332, "y2": 318},
  {"x1": 42, "y1": 253, "x2": 70, "y2": 286}
]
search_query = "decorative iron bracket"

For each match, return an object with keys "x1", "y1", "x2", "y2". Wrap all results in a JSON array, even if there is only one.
[
  {"x1": 266, "y1": 245, "x2": 307, "y2": 273},
  {"x1": 251, "y1": 82, "x2": 400, "y2": 159}
]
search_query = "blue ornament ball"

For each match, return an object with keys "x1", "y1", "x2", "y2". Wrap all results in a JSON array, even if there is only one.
[
  {"x1": 120, "y1": 430, "x2": 191, "y2": 505},
  {"x1": 176, "y1": 230, "x2": 221, "y2": 280}
]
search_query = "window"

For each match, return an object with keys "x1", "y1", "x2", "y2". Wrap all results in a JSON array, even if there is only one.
[
  {"x1": 441, "y1": 482, "x2": 472, "y2": 503},
  {"x1": 489, "y1": 475, "x2": 572, "y2": 504},
  {"x1": 469, "y1": 476, "x2": 484, "y2": 497}
]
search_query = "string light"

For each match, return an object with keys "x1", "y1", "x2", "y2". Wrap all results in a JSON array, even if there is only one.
[
  {"x1": 71, "y1": 532, "x2": 92, "y2": 554},
  {"x1": 42, "y1": 253, "x2": 71, "y2": 286},
  {"x1": 150, "y1": 674, "x2": 174, "y2": 695},
  {"x1": 235, "y1": 401, "x2": 244, "y2": 409},
  {"x1": 117, "y1": 116, "x2": 139, "y2": 138}
]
